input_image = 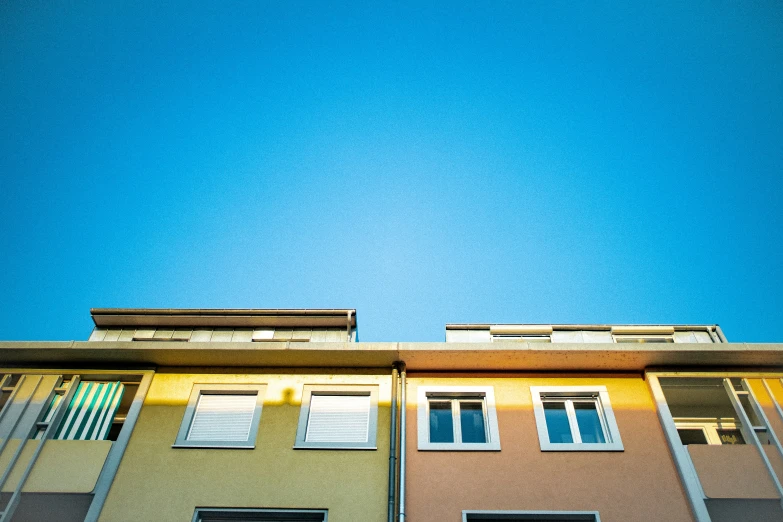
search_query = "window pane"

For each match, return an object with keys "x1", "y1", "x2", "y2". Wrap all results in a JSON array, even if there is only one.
[
  {"x1": 429, "y1": 401, "x2": 454, "y2": 443},
  {"x1": 459, "y1": 402, "x2": 486, "y2": 443},
  {"x1": 677, "y1": 428, "x2": 708, "y2": 445},
  {"x1": 574, "y1": 401, "x2": 606, "y2": 443},
  {"x1": 543, "y1": 402, "x2": 573, "y2": 443}
]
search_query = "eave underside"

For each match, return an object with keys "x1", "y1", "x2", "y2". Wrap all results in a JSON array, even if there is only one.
[{"x1": 0, "y1": 342, "x2": 782, "y2": 371}]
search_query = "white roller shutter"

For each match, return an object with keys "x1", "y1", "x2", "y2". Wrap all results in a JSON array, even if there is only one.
[
  {"x1": 305, "y1": 394, "x2": 370, "y2": 443},
  {"x1": 187, "y1": 393, "x2": 257, "y2": 442}
]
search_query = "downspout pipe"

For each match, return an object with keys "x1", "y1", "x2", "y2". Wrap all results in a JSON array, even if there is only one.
[
  {"x1": 398, "y1": 363, "x2": 407, "y2": 522},
  {"x1": 387, "y1": 364, "x2": 399, "y2": 522}
]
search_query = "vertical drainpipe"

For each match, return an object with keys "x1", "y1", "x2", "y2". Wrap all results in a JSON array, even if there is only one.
[
  {"x1": 398, "y1": 363, "x2": 407, "y2": 522},
  {"x1": 387, "y1": 364, "x2": 399, "y2": 522}
]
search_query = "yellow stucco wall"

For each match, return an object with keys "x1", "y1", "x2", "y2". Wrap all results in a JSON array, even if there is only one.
[
  {"x1": 0, "y1": 439, "x2": 110, "y2": 493},
  {"x1": 98, "y1": 370, "x2": 391, "y2": 522}
]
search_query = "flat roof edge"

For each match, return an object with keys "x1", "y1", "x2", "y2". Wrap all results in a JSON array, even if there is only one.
[
  {"x1": 91, "y1": 308, "x2": 356, "y2": 316},
  {"x1": 0, "y1": 342, "x2": 781, "y2": 371},
  {"x1": 446, "y1": 323, "x2": 721, "y2": 330},
  {"x1": 90, "y1": 308, "x2": 357, "y2": 327}
]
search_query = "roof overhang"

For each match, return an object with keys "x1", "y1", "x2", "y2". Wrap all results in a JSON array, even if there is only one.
[
  {"x1": 446, "y1": 323, "x2": 721, "y2": 331},
  {"x1": 90, "y1": 308, "x2": 357, "y2": 328},
  {"x1": 0, "y1": 342, "x2": 781, "y2": 371}
]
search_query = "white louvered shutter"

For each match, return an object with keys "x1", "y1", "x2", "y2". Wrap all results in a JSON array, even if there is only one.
[
  {"x1": 305, "y1": 394, "x2": 371, "y2": 443},
  {"x1": 187, "y1": 393, "x2": 257, "y2": 442}
]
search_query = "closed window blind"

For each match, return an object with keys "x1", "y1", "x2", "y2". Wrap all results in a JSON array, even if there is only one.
[
  {"x1": 188, "y1": 393, "x2": 257, "y2": 442},
  {"x1": 305, "y1": 394, "x2": 371, "y2": 443},
  {"x1": 54, "y1": 381, "x2": 125, "y2": 441}
]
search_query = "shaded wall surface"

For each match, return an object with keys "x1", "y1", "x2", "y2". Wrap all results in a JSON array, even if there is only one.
[
  {"x1": 405, "y1": 374, "x2": 694, "y2": 522},
  {"x1": 98, "y1": 370, "x2": 391, "y2": 522}
]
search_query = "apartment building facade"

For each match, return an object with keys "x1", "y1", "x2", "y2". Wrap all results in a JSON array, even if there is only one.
[{"x1": 1, "y1": 311, "x2": 782, "y2": 522}]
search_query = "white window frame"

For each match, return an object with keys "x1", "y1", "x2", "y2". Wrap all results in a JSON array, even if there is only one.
[
  {"x1": 294, "y1": 385, "x2": 378, "y2": 450},
  {"x1": 417, "y1": 386, "x2": 501, "y2": 451},
  {"x1": 173, "y1": 384, "x2": 267, "y2": 449},
  {"x1": 531, "y1": 386, "x2": 623, "y2": 451},
  {"x1": 674, "y1": 418, "x2": 746, "y2": 445},
  {"x1": 193, "y1": 508, "x2": 328, "y2": 521},
  {"x1": 463, "y1": 510, "x2": 600, "y2": 521}
]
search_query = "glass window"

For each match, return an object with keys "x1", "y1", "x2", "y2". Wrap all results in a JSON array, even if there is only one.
[
  {"x1": 429, "y1": 401, "x2": 454, "y2": 443},
  {"x1": 543, "y1": 402, "x2": 572, "y2": 443},
  {"x1": 531, "y1": 386, "x2": 623, "y2": 451},
  {"x1": 426, "y1": 397, "x2": 487, "y2": 444},
  {"x1": 677, "y1": 428, "x2": 709, "y2": 445},
  {"x1": 417, "y1": 386, "x2": 501, "y2": 451},
  {"x1": 459, "y1": 401, "x2": 487, "y2": 443},
  {"x1": 574, "y1": 401, "x2": 606, "y2": 443}
]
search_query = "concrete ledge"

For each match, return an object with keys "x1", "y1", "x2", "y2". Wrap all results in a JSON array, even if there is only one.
[{"x1": 0, "y1": 342, "x2": 781, "y2": 370}]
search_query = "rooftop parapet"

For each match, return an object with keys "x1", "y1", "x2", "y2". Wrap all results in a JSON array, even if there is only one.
[
  {"x1": 445, "y1": 323, "x2": 726, "y2": 343},
  {"x1": 88, "y1": 308, "x2": 357, "y2": 342}
]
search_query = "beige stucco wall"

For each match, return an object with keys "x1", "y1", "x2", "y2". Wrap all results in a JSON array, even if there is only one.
[
  {"x1": 98, "y1": 370, "x2": 391, "y2": 522},
  {"x1": 0, "y1": 439, "x2": 110, "y2": 493},
  {"x1": 689, "y1": 444, "x2": 779, "y2": 499},
  {"x1": 405, "y1": 374, "x2": 695, "y2": 522}
]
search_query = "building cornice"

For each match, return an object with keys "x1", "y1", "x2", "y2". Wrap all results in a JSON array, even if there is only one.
[
  {"x1": 0, "y1": 341, "x2": 781, "y2": 371},
  {"x1": 90, "y1": 308, "x2": 357, "y2": 328}
]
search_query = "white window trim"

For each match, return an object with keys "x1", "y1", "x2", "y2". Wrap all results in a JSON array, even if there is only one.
[
  {"x1": 531, "y1": 386, "x2": 623, "y2": 451},
  {"x1": 417, "y1": 386, "x2": 501, "y2": 451},
  {"x1": 463, "y1": 510, "x2": 600, "y2": 521},
  {"x1": 674, "y1": 418, "x2": 747, "y2": 445},
  {"x1": 193, "y1": 508, "x2": 328, "y2": 521},
  {"x1": 173, "y1": 384, "x2": 266, "y2": 449},
  {"x1": 294, "y1": 385, "x2": 378, "y2": 450}
]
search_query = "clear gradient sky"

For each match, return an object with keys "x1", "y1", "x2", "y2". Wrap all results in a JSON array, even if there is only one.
[{"x1": 1, "y1": 2, "x2": 781, "y2": 342}]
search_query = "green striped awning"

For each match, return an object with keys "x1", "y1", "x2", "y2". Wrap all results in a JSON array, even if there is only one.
[{"x1": 53, "y1": 381, "x2": 125, "y2": 440}]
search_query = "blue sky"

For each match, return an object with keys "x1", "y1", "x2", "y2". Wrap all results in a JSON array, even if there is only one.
[{"x1": 1, "y1": 2, "x2": 781, "y2": 342}]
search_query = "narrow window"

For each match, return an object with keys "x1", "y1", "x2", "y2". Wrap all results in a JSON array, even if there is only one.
[{"x1": 429, "y1": 401, "x2": 454, "y2": 443}]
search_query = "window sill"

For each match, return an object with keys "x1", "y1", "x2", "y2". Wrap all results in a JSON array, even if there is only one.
[
  {"x1": 539, "y1": 442, "x2": 624, "y2": 452},
  {"x1": 293, "y1": 444, "x2": 377, "y2": 450},
  {"x1": 171, "y1": 443, "x2": 255, "y2": 449},
  {"x1": 419, "y1": 442, "x2": 501, "y2": 451}
]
